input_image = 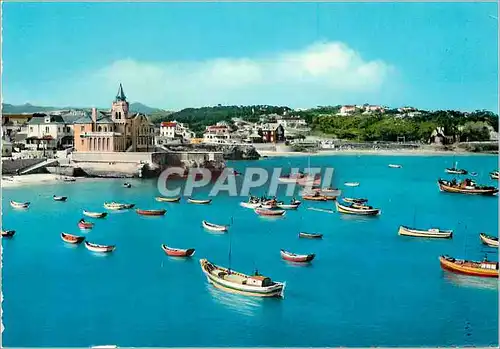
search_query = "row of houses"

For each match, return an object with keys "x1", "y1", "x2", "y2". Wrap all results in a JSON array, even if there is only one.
[{"x1": 2, "y1": 84, "x2": 156, "y2": 155}]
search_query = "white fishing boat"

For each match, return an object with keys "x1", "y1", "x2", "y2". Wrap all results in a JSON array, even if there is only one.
[
  {"x1": 10, "y1": 200, "x2": 30, "y2": 209},
  {"x1": 344, "y1": 182, "x2": 360, "y2": 187},
  {"x1": 398, "y1": 225, "x2": 453, "y2": 239},
  {"x1": 202, "y1": 220, "x2": 228, "y2": 232},
  {"x1": 240, "y1": 201, "x2": 261, "y2": 209},
  {"x1": 388, "y1": 164, "x2": 402, "y2": 168},
  {"x1": 200, "y1": 259, "x2": 285, "y2": 298}
]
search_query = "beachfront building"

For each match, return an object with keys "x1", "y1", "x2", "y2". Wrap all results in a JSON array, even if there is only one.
[
  {"x1": 25, "y1": 113, "x2": 75, "y2": 150},
  {"x1": 73, "y1": 84, "x2": 155, "y2": 152},
  {"x1": 259, "y1": 123, "x2": 285, "y2": 143},
  {"x1": 203, "y1": 122, "x2": 239, "y2": 144},
  {"x1": 157, "y1": 121, "x2": 196, "y2": 143},
  {"x1": 2, "y1": 113, "x2": 33, "y2": 142}
]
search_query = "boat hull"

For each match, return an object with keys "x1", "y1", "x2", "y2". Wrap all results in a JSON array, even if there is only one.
[
  {"x1": 83, "y1": 211, "x2": 108, "y2": 218},
  {"x1": 439, "y1": 256, "x2": 498, "y2": 278},
  {"x1": 277, "y1": 204, "x2": 300, "y2": 210},
  {"x1": 1, "y1": 230, "x2": 15, "y2": 238},
  {"x1": 200, "y1": 259, "x2": 285, "y2": 298},
  {"x1": 240, "y1": 202, "x2": 261, "y2": 209},
  {"x1": 161, "y1": 245, "x2": 195, "y2": 257},
  {"x1": 398, "y1": 226, "x2": 453, "y2": 239},
  {"x1": 335, "y1": 201, "x2": 380, "y2": 216},
  {"x1": 136, "y1": 209, "x2": 167, "y2": 216},
  {"x1": 10, "y1": 201, "x2": 30, "y2": 209},
  {"x1": 78, "y1": 221, "x2": 94, "y2": 229},
  {"x1": 61, "y1": 233, "x2": 85, "y2": 244},
  {"x1": 156, "y1": 196, "x2": 181, "y2": 203},
  {"x1": 254, "y1": 208, "x2": 286, "y2": 216},
  {"x1": 202, "y1": 220, "x2": 228, "y2": 232},
  {"x1": 188, "y1": 198, "x2": 212, "y2": 204},
  {"x1": 53, "y1": 196, "x2": 67, "y2": 201},
  {"x1": 480, "y1": 233, "x2": 499, "y2": 247},
  {"x1": 280, "y1": 250, "x2": 315, "y2": 263},
  {"x1": 298, "y1": 232, "x2": 323, "y2": 239},
  {"x1": 302, "y1": 196, "x2": 327, "y2": 201},
  {"x1": 437, "y1": 181, "x2": 498, "y2": 195},
  {"x1": 85, "y1": 241, "x2": 115, "y2": 253}
]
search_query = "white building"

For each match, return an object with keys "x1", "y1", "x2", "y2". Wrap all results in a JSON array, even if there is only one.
[
  {"x1": 203, "y1": 123, "x2": 238, "y2": 144},
  {"x1": 156, "y1": 120, "x2": 196, "y2": 146},
  {"x1": 25, "y1": 113, "x2": 75, "y2": 150}
]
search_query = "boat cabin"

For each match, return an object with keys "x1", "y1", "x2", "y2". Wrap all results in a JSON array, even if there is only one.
[
  {"x1": 246, "y1": 275, "x2": 273, "y2": 287},
  {"x1": 480, "y1": 262, "x2": 499, "y2": 270}
]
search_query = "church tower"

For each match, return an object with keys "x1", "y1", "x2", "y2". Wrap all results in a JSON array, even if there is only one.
[{"x1": 111, "y1": 83, "x2": 129, "y2": 124}]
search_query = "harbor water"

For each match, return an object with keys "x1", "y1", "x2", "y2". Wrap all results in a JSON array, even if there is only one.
[{"x1": 2, "y1": 155, "x2": 498, "y2": 347}]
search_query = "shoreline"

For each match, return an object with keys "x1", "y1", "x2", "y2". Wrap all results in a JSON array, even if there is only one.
[
  {"x1": 259, "y1": 149, "x2": 498, "y2": 157},
  {"x1": 1, "y1": 174, "x2": 108, "y2": 189}
]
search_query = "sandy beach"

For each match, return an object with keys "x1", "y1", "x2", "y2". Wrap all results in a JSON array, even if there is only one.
[{"x1": 1, "y1": 174, "x2": 103, "y2": 189}]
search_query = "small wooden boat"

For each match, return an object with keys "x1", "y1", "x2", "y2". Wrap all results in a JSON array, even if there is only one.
[
  {"x1": 123, "y1": 182, "x2": 132, "y2": 188},
  {"x1": 344, "y1": 182, "x2": 359, "y2": 187},
  {"x1": 77, "y1": 219, "x2": 94, "y2": 229},
  {"x1": 277, "y1": 202, "x2": 301, "y2": 210},
  {"x1": 302, "y1": 194, "x2": 327, "y2": 201},
  {"x1": 61, "y1": 232, "x2": 85, "y2": 244},
  {"x1": 136, "y1": 208, "x2": 167, "y2": 216},
  {"x1": 1, "y1": 230, "x2": 15, "y2": 238},
  {"x1": 155, "y1": 196, "x2": 181, "y2": 203},
  {"x1": 398, "y1": 225, "x2": 453, "y2": 239},
  {"x1": 335, "y1": 201, "x2": 380, "y2": 216},
  {"x1": 445, "y1": 161, "x2": 467, "y2": 175},
  {"x1": 62, "y1": 177, "x2": 76, "y2": 182},
  {"x1": 53, "y1": 195, "x2": 67, "y2": 202},
  {"x1": 10, "y1": 200, "x2": 30, "y2": 209},
  {"x1": 254, "y1": 208, "x2": 286, "y2": 216},
  {"x1": 388, "y1": 164, "x2": 402, "y2": 168},
  {"x1": 480, "y1": 233, "x2": 499, "y2": 247},
  {"x1": 439, "y1": 255, "x2": 498, "y2": 278},
  {"x1": 83, "y1": 210, "x2": 108, "y2": 218},
  {"x1": 437, "y1": 179, "x2": 498, "y2": 195},
  {"x1": 240, "y1": 201, "x2": 261, "y2": 209},
  {"x1": 311, "y1": 186, "x2": 341, "y2": 195},
  {"x1": 343, "y1": 197, "x2": 368, "y2": 204},
  {"x1": 188, "y1": 198, "x2": 212, "y2": 205},
  {"x1": 161, "y1": 244, "x2": 195, "y2": 257},
  {"x1": 202, "y1": 220, "x2": 228, "y2": 232},
  {"x1": 298, "y1": 232, "x2": 323, "y2": 239},
  {"x1": 280, "y1": 249, "x2": 315, "y2": 263},
  {"x1": 85, "y1": 241, "x2": 116, "y2": 253},
  {"x1": 490, "y1": 171, "x2": 499, "y2": 180},
  {"x1": 103, "y1": 202, "x2": 135, "y2": 210},
  {"x1": 200, "y1": 259, "x2": 285, "y2": 298},
  {"x1": 260, "y1": 199, "x2": 278, "y2": 209}
]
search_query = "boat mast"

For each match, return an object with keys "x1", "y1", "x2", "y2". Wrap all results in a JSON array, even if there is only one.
[{"x1": 228, "y1": 217, "x2": 233, "y2": 273}]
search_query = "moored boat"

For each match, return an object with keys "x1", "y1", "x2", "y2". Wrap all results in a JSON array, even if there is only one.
[
  {"x1": 200, "y1": 259, "x2": 286, "y2": 298},
  {"x1": 85, "y1": 241, "x2": 116, "y2": 253},
  {"x1": 335, "y1": 201, "x2": 380, "y2": 216},
  {"x1": 280, "y1": 249, "x2": 315, "y2": 263},
  {"x1": 104, "y1": 202, "x2": 135, "y2": 210},
  {"x1": 480, "y1": 233, "x2": 499, "y2": 248},
  {"x1": 1, "y1": 230, "x2": 15, "y2": 238},
  {"x1": 187, "y1": 198, "x2": 212, "y2": 205},
  {"x1": 439, "y1": 255, "x2": 498, "y2": 278},
  {"x1": 136, "y1": 208, "x2": 167, "y2": 216},
  {"x1": 490, "y1": 171, "x2": 499, "y2": 180},
  {"x1": 302, "y1": 194, "x2": 327, "y2": 201},
  {"x1": 445, "y1": 161, "x2": 467, "y2": 175},
  {"x1": 388, "y1": 164, "x2": 402, "y2": 168},
  {"x1": 254, "y1": 208, "x2": 286, "y2": 216},
  {"x1": 298, "y1": 232, "x2": 323, "y2": 239},
  {"x1": 277, "y1": 200, "x2": 301, "y2": 210},
  {"x1": 240, "y1": 201, "x2": 261, "y2": 209},
  {"x1": 202, "y1": 220, "x2": 228, "y2": 232},
  {"x1": 10, "y1": 200, "x2": 30, "y2": 209},
  {"x1": 53, "y1": 195, "x2": 67, "y2": 201},
  {"x1": 78, "y1": 219, "x2": 94, "y2": 230},
  {"x1": 83, "y1": 210, "x2": 108, "y2": 218},
  {"x1": 343, "y1": 197, "x2": 368, "y2": 204},
  {"x1": 437, "y1": 179, "x2": 498, "y2": 195},
  {"x1": 61, "y1": 232, "x2": 85, "y2": 244},
  {"x1": 344, "y1": 182, "x2": 359, "y2": 187},
  {"x1": 161, "y1": 244, "x2": 196, "y2": 257},
  {"x1": 123, "y1": 182, "x2": 132, "y2": 188},
  {"x1": 155, "y1": 196, "x2": 181, "y2": 203},
  {"x1": 398, "y1": 225, "x2": 453, "y2": 239}
]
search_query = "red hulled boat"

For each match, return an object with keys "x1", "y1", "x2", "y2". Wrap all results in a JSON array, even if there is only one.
[
  {"x1": 161, "y1": 244, "x2": 196, "y2": 257},
  {"x1": 280, "y1": 249, "x2": 315, "y2": 263},
  {"x1": 136, "y1": 209, "x2": 167, "y2": 216}
]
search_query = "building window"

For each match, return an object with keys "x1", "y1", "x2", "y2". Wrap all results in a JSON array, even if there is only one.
[
  {"x1": 106, "y1": 138, "x2": 110, "y2": 151},
  {"x1": 30, "y1": 127, "x2": 33, "y2": 132},
  {"x1": 45, "y1": 126, "x2": 49, "y2": 133},
  {"x1": 81, "y1": 139, "x2": 84, "y2": 146},
  {"x1": 80, "y1": 126, "x2": 84, "y2": 132},
  {"x1": 104, "y1": 126, "x2": 107, "y2": 132},
  {"x1": 98, "y1": 126, "x2": 102, "y2": 132}
]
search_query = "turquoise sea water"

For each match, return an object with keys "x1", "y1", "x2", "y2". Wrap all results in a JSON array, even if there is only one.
[{"x1": 2, "y1": 155, "x2": 499, "y2": 347}]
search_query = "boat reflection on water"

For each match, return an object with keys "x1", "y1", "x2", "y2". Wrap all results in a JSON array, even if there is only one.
[
  {"x1": 206, "y1": 284, "x2": 263, "y2": 317},
  {"x1": 443, "y1": 271, "x2": 498, "y2": 291}
]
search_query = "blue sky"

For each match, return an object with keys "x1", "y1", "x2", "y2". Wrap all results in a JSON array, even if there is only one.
[{"x1": 2, "y1": 2, "x2": 498, "y2": 112}]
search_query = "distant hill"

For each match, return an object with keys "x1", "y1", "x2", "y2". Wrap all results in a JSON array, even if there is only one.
[
  {"x1": 2, "y1": 102, "x2": 164, "y2": 115},
  {"x1": 2, "y1": 103, "x2": 63, "y2": 113},
  {"x1": 129, "y1": 102, "x2": 164, "y2": 114}
]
